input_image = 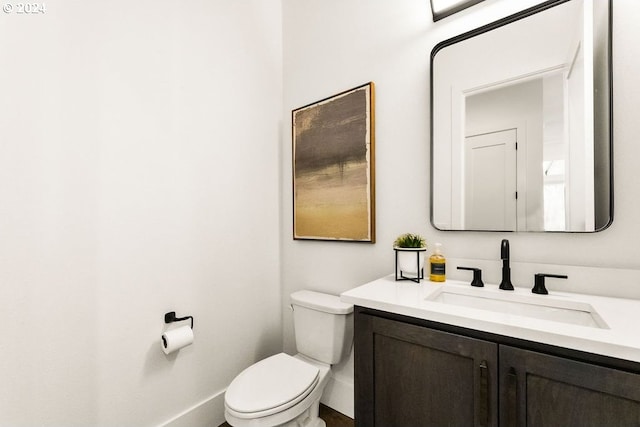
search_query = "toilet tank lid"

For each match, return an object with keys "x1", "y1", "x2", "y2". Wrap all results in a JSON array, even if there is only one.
[{"x1": 290, "y1": 290, "x2": 354, "y2": 314}]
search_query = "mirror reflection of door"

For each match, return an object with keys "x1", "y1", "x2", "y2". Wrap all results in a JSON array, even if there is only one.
[
  {"x1": 463, "y1": 70, "x2": 587, "y2": 231},
  {"x1": 431, "y1": 0, "x2": 611, "y2": 232},
  {"x1": 464, "y1": 78, "x2": 545, "y2": 232},
  {"x1": 464, "y1": 129, "x2": 517, "y2": 231}
]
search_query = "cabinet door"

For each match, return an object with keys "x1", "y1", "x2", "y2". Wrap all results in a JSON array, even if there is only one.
[
  {"x1": 500, "y1": 346, "x2": 640, "y2": 427},
  {"x1": 355, "y1": 313, "x2": 498, "y2": 427}
]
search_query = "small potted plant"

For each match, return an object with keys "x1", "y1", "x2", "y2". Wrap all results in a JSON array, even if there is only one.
[{"x1": 393, "y1": 233, "x2": 427, "y2": 282}]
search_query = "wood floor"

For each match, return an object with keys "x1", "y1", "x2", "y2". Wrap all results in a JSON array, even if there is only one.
[
  {"x1": 218, "y1": 404, "x2": 354, "y2": 427},
  {"x1": 318, "y1": 404, "x2": 354, "y2": 427}
]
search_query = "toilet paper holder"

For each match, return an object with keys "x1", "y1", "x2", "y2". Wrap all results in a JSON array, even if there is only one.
[{"x1": 164, "y1": 311, "x2": 194, "y2": 329}]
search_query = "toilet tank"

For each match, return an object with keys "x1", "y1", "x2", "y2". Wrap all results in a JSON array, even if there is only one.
[{"x1": 290, "y1": 290, "x2": 354, "y2": 365}]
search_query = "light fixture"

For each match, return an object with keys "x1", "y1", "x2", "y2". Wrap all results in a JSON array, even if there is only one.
[{"x1": 430, "y1": 0, "x2": 484, "y2": 21}]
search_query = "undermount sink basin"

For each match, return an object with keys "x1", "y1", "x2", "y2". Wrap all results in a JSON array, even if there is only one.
[{"x1": 426, "y1": 286, "x2": 609, "y2": 329}]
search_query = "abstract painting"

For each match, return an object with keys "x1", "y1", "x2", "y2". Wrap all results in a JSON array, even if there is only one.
[{"x1": 292, "y1": 82, "x2": 375, "y2": 242}]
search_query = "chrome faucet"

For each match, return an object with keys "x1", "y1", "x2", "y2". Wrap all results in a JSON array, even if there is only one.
[{"x1": 499, "y1": 239, "x2": 514, "y2": 290}]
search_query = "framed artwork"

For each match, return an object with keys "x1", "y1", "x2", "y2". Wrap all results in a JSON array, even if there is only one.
[{"x1": 292, "y1": 82, "x2": 375, "y2": 242}]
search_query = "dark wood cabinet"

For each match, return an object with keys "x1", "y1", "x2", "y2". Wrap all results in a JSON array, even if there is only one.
[
  {"x1": 500, "y1": 346, "x2": 640, "y2": 427},
  {"x1": 355, "y1": 310, "x2": 498, "y2": 427},
  {"x1": 355, "y1": 307, "x2": 640, "y2": 427}
]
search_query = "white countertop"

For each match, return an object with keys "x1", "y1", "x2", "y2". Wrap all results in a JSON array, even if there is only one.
[{"x1": 341, "y1": 275, "x2": 640, "y2": 363}]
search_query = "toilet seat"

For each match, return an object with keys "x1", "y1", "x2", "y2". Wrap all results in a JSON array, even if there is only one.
[{"x1": 225, "y1": 353, "x2": 320, "y2": 418}]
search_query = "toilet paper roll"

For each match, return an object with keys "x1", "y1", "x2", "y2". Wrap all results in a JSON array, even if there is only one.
[{"x1": 161, "y1": 325, "x2": 194, "y2": 354}]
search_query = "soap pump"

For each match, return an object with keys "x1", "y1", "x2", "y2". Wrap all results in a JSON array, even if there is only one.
[{"x1": 429, "y1": 243, "x2": 446, "y2": 282}]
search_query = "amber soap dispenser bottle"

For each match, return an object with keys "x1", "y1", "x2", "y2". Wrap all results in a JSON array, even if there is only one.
[{"x1": 429, "y1": 243, "x2": 446, "y2": 282}]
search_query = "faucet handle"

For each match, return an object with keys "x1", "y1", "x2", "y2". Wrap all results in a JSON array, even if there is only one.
[
  {"x1": 457, "y1": 266, "x2": 484, "y2": 287},
  {"x1": 532, "y1": 273, "x2": 568, "y2": 295}
]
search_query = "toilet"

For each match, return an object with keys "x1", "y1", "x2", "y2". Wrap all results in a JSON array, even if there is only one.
[{"x1": 224, "y1": 290, "x2": 354, "y2": 427}]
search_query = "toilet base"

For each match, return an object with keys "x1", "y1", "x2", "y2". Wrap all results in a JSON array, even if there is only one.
[
  {"x1": 225, "y1": 396, "x2": 326, "y2": 427},
  {"x1": 279, "y1": 400, "x2": 325, "y2": 427}
]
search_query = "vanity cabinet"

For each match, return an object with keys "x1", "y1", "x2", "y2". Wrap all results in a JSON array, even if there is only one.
[
  {"x1": 500, "y1": 346, "x2": 640, "y2": 426},
  {"x1": 354, "y1": 307, "x2": 640, "y2": 427},
  {"x1": 354, "y1": 311, "x2": 498, "y2": 426}
]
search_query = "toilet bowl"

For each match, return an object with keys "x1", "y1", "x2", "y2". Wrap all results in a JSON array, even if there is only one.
[
  {"x1": 224, "y1": 353, "x2": 330, "y2": 427},
  {"x1": 224, "y1": 291, "x2": 354, "y2": 427}
]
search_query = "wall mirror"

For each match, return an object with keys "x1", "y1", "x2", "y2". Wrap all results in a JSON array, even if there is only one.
[{"x1": 431, "y1": 0, "x2": 612, "y2": 232}]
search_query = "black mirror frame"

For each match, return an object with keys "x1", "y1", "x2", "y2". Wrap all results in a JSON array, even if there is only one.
[{"x1": 429, "y1": 0, "x2": 613, "y2": 233}]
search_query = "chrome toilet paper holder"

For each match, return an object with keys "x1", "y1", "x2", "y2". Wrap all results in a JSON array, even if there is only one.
[{"x1": 164, "y1": 311, "x2": 194, "y2": 329}]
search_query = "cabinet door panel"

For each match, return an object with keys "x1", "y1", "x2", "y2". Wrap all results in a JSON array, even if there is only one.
[
  {"x1": 500, "y1": 346, "x2": 640, "y2": 427},
  {"x1": 355, "y1": 313, "x2": 497, "y2": 427},
  {"x1": 374, "y1": 333, "x2": 475, "y2": 426}
]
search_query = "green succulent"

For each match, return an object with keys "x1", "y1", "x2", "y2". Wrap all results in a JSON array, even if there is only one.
[{"x1": 393, "y1": 233, "x2": 426, "y2": 249}]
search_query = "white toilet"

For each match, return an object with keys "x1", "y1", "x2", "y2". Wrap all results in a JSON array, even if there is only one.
[{"x1": 224, "y1": 290, "x2": 354, "y2": 427}]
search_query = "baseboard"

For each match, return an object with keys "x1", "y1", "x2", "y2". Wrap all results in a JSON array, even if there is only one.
[
  {"x1": 159, "y1": 389, "x2": 226, "y2": 427},
  {"x1": 320, "y1": 373, "x2": 354, "y2": 419}
]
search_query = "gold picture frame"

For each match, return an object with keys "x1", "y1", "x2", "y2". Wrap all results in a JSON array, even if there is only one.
[{"x1": 292, "y1": 82, "x2": 375, "y2": 242}]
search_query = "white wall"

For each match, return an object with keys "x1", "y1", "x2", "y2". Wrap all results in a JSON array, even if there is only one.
[
  {"x1": 282, "y1": 0, "x2": 640, "y2": 417},
  {"x1": 0, "y1": 1, "x2": 282, "y2": 426}
]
